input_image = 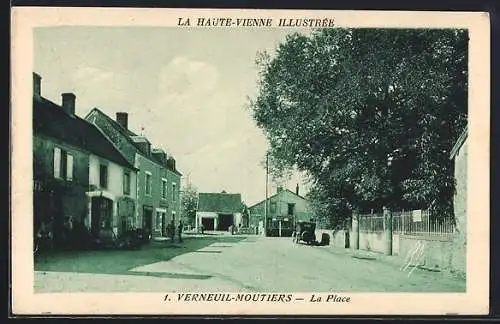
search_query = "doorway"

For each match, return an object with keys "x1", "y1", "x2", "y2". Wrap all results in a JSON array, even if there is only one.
[
  {"x1": 218, "y1": 213, "x2": 234, "y2": 231},
  {"x1": 161, "y1": 212, "x2": 167, "y2": 236},
  {"x1": 91, "y1": 196, "x2": 113, "y2": 238},
  {"x1": 143, "y1": 206, "x2": 153, "y2": 239},
  {"x1": 202, "y1": 217, "x2": 215, "y2": 231}
]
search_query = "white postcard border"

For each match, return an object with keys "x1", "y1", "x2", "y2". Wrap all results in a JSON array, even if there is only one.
[{"x1": 11, "y1": 7, "x2": 490, "y2": 315}]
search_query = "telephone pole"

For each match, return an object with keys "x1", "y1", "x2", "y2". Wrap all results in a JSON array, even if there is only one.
[{"x1": 264, "y1": 152, "x2": 269, "y2": 237}]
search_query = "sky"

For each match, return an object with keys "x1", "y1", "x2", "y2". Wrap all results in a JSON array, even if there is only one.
[{"x1": 33, "y1": 27, "x2": 312, "y2": 206}]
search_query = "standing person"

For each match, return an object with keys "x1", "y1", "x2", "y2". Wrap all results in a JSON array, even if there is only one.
[
  {"x1": 169, "y1": 220, "x2": 175, "y2": 242},
  {"x1": 178, "y1": 220, "x2": 183, "y2": 243},
  {"x1": 165, "y1": 222, "x2": 172, "y2": 243},
  {"x1": 63, "y1": 216, "x2": 74, "y2": 249},
  {"x1": 35, "y1": 219, "x2": 53, "y2": 262}
]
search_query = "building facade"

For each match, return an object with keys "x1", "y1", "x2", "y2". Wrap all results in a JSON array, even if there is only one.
[
  {"x1": 33, "y1": 73, "x2": 137, "y2": 248},
  {"x1": 87, "y1": 152, "x2": 137, "y2": 240},
  {"x1": 449, "y1": 126, "x2": 468, "y2": 277},
  {"x1": 151, "y1": 148, "x2": 182, "y2": 237},
  {"x1": 248, "y1": 186, "x2": 314, "y2": 236},
  {"x1": 85, "y1": 109, "x2": 182, "y2": 239},
  {"x1": 196, "y1": 192, "x2": 242, "y2": 231}
]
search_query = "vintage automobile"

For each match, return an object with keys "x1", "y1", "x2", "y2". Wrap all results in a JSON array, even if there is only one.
[
  {"x1": 116, "y1": 228, "x2": 144, "y2": 249},
  {"x1": 93, "y1": 227, "x2": 144, "y2": 250},
  {"x1": 293, "y1": 220, "x2": 317, "y2": 245}
]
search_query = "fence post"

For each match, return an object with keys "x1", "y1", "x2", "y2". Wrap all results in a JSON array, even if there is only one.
[
  {"x1": 384, "y1": 206, "x2": 393, "y2": 256},
  {"x1": 352, "y1": 210, "x2": 360, "y2": 250},
  {"x1": 401, "y1": 211, "x2": 405, "y2": 234}
]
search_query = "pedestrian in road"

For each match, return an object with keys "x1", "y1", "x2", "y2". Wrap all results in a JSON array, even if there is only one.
[{"x1": 178, "y1": 220, "x2": 183, "y2": 243}]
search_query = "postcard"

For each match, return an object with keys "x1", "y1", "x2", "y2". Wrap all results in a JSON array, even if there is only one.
[{"x1": 11, "y1": 7, "x2": 490, "y2": 315}]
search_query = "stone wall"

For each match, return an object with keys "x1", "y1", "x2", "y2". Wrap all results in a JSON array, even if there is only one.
[
  {"x1": 451, "y1": 135, "x2": 467, "y2": 279},
  {"x1": 315, "y1": 228, "x2": 465, "y2": 276}
]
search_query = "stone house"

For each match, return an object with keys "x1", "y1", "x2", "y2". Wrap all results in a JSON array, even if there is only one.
[
  {"x1": 248, "y1": 185, "x2": 314, "y2": 236},
  {"x1": 152, "y1": 148, "x2": 182, "y2": 236},
  {"x1": 32, "y1": 73, "x2": 137, "y2": 247},
  {"x1": 196, "y1": 192, "x2": 242, "y2": 231},
  {"x1": 85, "y1": 109, "x2": 182, "y2": 239},
  {"x1": 449, "y1": 126, "x2": 468, "y2": 277}
]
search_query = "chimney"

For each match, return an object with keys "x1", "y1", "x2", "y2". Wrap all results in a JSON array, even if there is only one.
[
  {"x1": 167, "y1": 157, "x2": 176, "y2": 171},
  {"x1": 152, "y1": 149, "x2": 167, "y2": 166},
  {"x1": 33, "y1": 73, "x2": 42, "y2": 98},
  {"x1": 277, "y1": 186, "x2": 283, "y2": 193},
  {"x1": 116, "y1": 112, "x2": 128, "y2": 129},
  {"x1": 61, "y1": 93, "x2": 76, "y2": 116},
  {"x1": 296, "y1": 183, "x2": 299, "y2": 196}
]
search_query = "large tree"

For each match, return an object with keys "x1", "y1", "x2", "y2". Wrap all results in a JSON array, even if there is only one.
[
  {"x1": 181, "y1": 183, "x2": 198, "y2": 227},
  {"x1": 240, "y1": 201, "x2": 250, "y2": 227},
  {"x1": 249, "y1": 28, "x2": 467, "y2": 226}
]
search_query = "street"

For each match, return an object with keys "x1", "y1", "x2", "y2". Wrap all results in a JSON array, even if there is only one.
[{"x1": 35, "y1": 234, "x2": 465, "y2": 293}]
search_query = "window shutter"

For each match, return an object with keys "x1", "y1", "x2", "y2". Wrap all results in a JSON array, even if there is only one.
[
  {"x1": 53, "y1": 147, "x2": 61, "y2": 178},
  {"x1": 66, "y1": 154, "x2": 74, "y2": 181}
]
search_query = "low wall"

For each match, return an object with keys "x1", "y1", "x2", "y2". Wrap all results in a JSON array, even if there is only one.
[
  {"x1": 315, "y1": 229, "x2": 346, "y2": 247},
  {"x1": 450, "y1": 233, "x2": 466, "y2": 278},
  {"x1": 398, "y1": 235, "x2": 466, "y2": 278},
  {"x1": 315, "y1": 228, "x2": 465, "y2": 277},
  {"x1": 358, "y1": 231, "x2": 387, "y2": 253}
]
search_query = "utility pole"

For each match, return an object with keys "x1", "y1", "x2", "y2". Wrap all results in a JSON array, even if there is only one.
[{"x1": 264, "y1": 152, "x2": 269, "y2": 237}]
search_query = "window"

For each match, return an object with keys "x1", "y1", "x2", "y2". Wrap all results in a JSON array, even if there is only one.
[
  {"x1": 123, "y1": 171, "x2": 131, "y2": 195},
  {"x1": 172, "y1": 183, "x2": 176, "y2": 202},
  {"x1": 53, "y1": 147, "x2": 73, "y2": 181},
  {"x1": 287, "y1": 203, "x2": 295, "y2": 216},
  {"x1": 99, "y1": 164, "x2": 108, "y2": 188},
  {"x1": 145, "y1": 172, "x2": 152, "y2": 196},
  {"x1": 270, "y1": 201, "x2": 277, "y2": 213},
  {"x1": 66, "y1": 154, "x2": 73, "y2": 181},
  {"x1": 54, "y1": 147, "x2": 61, "y2": 178},
  {"x1": 161, "y1": 178, "x2": 168, "y2": 199}
]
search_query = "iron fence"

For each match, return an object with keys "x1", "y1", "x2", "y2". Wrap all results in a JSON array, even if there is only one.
[
  {"x1": 358, "y1": 213, "x2": 385, "y2": 232},
  {"x1": 358, "y1": 209, "x2": 455, "y2": 239}
]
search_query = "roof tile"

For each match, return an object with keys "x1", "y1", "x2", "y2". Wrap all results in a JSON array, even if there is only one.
[
  {"x1": 198, "y1": 193, "x2": 242, "y2": 213},
  {"x1": 33, "y1": 97, "x2": 134, "y2": 169}
]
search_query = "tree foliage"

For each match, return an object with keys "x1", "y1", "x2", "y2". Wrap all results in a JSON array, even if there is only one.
[
  {"x1": 249, "y1": 28, "x2": 468, "y2": 227},
  {"x1": 240, "y1": 201, "x2": 250, "y2": 227},
  {"x1": 181, "y1": 182, "x2": 198, "y2": 226}
]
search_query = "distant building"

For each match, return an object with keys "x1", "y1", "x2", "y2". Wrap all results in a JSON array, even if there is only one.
[
  {"x1": 449, "y1": 126, "x2": 467, "y2": 277},
  {"x1": 32, "y1": 73, "x2": 137, "y2": 247},
  {"x1": 196, "y1": 192, "x2": 242, "y2": 231},
  {"x1": 85, "y1": 109, "x2": 182, "y2": 239},
  {"x1": 248, "y1": 185, "x2": 314, "y2": 236}
]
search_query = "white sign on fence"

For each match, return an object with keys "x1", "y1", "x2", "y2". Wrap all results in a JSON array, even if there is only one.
[{"x1": 412, "y1": 209, "x2": 422, "y2": 222}]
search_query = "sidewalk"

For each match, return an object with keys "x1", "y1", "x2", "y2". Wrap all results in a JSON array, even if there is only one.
[
  {"x1": 320, "y1": 244, "x2": 457, "y2": 279},
  {"x1": 153, "y1": 231, "x2": 229, "y2": 241},
  {"x1": 320, "y1": 244, "x2": 422, "y2": 270}
]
